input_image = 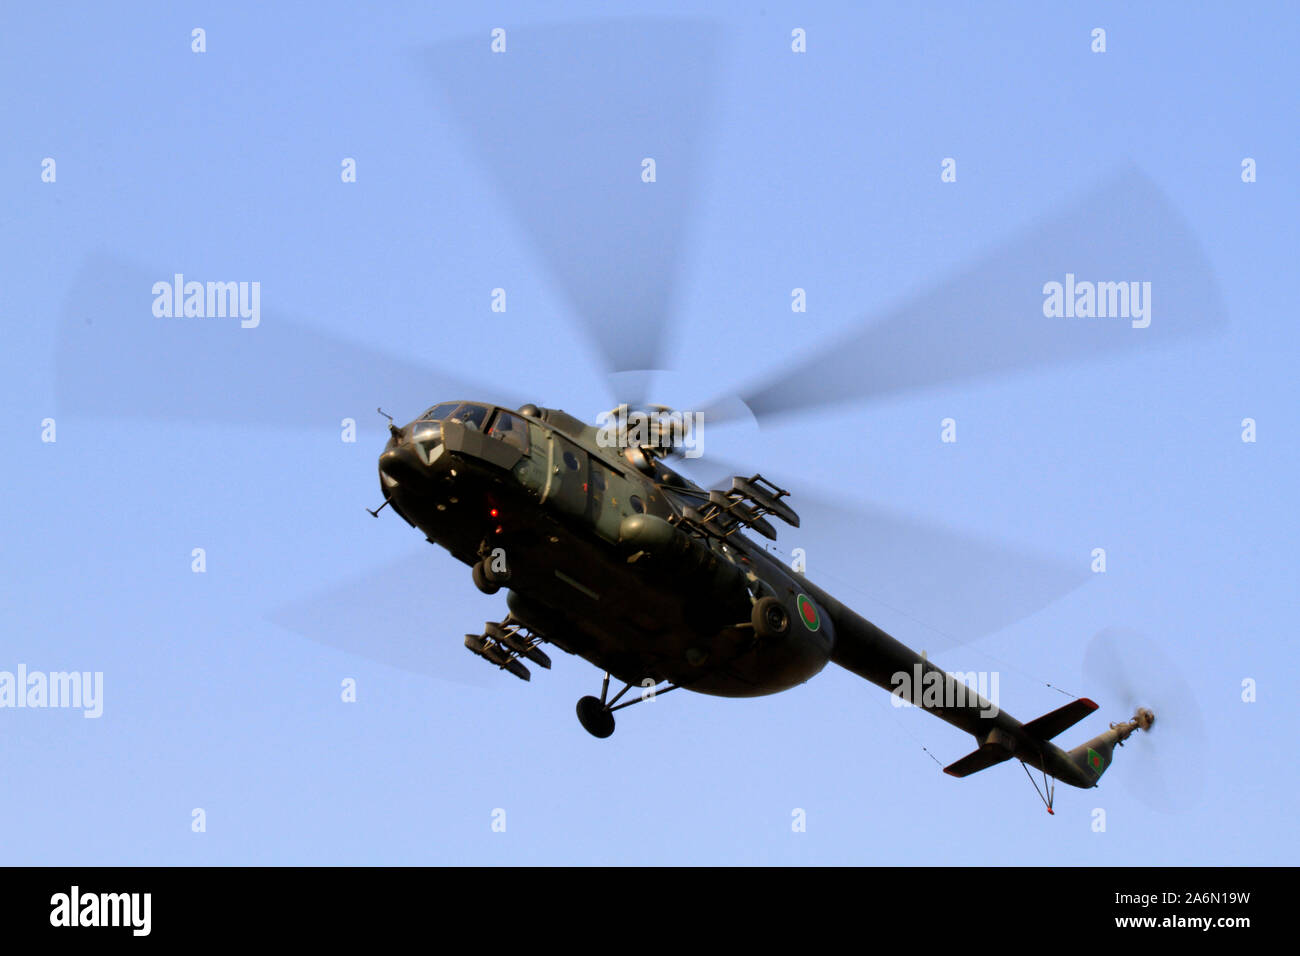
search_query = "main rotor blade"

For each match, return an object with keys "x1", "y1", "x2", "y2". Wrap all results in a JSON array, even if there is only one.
[
  {"x1": 55, "y1": 254, "x2": 528, "y2": 429},
  {"x1": 790, "y1": 493, "x2": 1090, "y2": 652},
  {"x1": 428, "y1": 20, "x2": 722, "y2": 400},
  {"x1": 673, "y1": 454, "x2": 1088, "y2": 650},
  {"x1": 267, "y1": 550, "x2": 492, "y2": 687},
  {"x1": 706, "y1": 167, "x2": 1226, "y2": 424}
]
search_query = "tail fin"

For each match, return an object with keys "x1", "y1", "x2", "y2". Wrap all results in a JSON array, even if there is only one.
[
  {"x1": 943, "y1": 698, "x2": 1099, "y2": 778},
  {"x1": 1067, "y1": 737, "x2": 1116, "y2": 781},
  {"x1": 1066, "y1": 706, "x2": 1154, "y2": 782}
]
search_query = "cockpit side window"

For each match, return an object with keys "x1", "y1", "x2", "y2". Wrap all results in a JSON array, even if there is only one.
[
  {"x1": 453, "y1": 403, "x2": 489, "y2": 431},
  {"x1": 422, "y1": 402, "x2": 460, "y2": 422},
  {"x1": 488, "y1": 410, "x2": 530, "y2": 451}
]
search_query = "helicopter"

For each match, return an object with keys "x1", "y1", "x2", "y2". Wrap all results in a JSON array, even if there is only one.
[
  {"x1": 52, "y1": 20, "x2": 1224, "y2": 813},
  {"x1": 369, "y1": 395, "x2": 1159, "y2": 812}
]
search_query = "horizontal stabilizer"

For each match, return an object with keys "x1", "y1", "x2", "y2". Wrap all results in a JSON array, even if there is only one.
[
  {"x1": 943, "y1": 746, "x2": 1013, "y2": 778},
  {"x1": 1021, "y1": 698, "x2": 1098, "y2": 742},
  {"x1": 945, "y1": 699, "x2": 1099, "y2": 779}
]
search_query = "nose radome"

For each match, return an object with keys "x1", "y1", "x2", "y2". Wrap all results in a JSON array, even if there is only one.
[{"x1": 378, "y1": 444, "x2": 424, "y2": 487}]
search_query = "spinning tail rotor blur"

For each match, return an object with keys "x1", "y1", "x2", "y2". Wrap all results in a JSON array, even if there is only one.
[{"x1": 1083, "y1": 627, "x2": 1209, "y2": 813}]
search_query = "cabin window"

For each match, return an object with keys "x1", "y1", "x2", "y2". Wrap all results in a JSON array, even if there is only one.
[{"x1": 488, "y1": 410, "x2": 529, "y2": 451}]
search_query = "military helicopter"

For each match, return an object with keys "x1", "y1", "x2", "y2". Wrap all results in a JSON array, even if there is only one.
[
  {"x1": 368, "y1": 394, "x2": 1163, "y2": 811},
  {"x1": 53, "y1": 20, "x2": 1223, "y2": 811}
]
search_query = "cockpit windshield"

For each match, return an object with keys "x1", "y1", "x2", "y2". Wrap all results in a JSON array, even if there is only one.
[
  {"x1": 420, "y1": 402, "x2": 460, "y2": 422},
  {"x1": 417, "y1": 402, "x2": 490, "y2": 431},
  {"x1": 452, "y1": 403, "x2": 489, "y2": 431}
]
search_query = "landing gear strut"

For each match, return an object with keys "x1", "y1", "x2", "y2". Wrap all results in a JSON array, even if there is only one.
[{"x1": 576, "y1": 672, "x2": 679, "y2": 738}]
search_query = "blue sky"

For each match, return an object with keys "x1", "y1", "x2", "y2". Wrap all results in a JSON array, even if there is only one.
[{"x1": 2, "y1": 2, "x2": 1297, "y2": 864}]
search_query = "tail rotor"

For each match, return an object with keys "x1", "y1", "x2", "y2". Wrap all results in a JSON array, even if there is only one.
[{"x1": 1082, "y1": 627, "x2": 1207, "y2": 813}]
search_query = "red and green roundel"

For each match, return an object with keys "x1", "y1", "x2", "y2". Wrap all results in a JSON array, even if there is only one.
[
  {"x1": 796, "y1": 594, "x2": 820, "y2": 632},
  {"x1": 1086, "y1": 747, "x2": 1106, "y2": 775}
]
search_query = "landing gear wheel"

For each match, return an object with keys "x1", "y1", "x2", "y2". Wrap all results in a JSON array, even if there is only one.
[
  {"x1": 752, "y1": 596, "x2": 790, "y2": 641},
  {"x1": 472, "y1": 560, "x2": 500, "y2": 595},
  {"x1": 576, "y1": 695, "x2": 615, "y2": 738},
  {"x1": 482, "y1": 557, "x2": 511, "y2": 586}
]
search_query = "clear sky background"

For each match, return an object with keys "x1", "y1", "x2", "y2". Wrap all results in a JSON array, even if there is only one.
[{"x1": 2, "y1": 2, "x2": 1297, "y2": 864}]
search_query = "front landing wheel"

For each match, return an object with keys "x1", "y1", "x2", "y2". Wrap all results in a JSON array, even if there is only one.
[
  {"x1": 576, "y1": 695, "x2": 615, "y2": 738},
  {"x1": 472, "y1": 560, "x2": 501, "y2": 595}
]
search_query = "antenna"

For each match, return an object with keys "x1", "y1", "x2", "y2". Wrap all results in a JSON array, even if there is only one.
[{"x1": 377, "y1": 407, "x2": 402, "y2": 440}]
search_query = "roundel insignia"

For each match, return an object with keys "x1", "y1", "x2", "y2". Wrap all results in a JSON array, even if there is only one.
[
  {"x1": 796, "y1": 594, "x2": 820, "y2": 632},
  {"x1": 1086, "y1": 747, "x2": 1106, "y2": 775}
]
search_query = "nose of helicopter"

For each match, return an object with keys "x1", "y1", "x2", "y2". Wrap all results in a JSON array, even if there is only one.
[
  {"x1": 378, "y1": 441, "x2": 424, "y2": 487},
  {"x1": 378, "y1": 420, "x2": 442, "y2": 491}
]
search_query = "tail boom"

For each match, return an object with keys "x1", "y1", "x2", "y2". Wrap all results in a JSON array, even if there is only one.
[{"x1": 795, "y1": 575, "x2": 1119, "y2": 792}]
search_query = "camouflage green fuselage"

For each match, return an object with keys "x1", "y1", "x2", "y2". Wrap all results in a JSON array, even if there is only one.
[{"x1": 378, "y1": 402, "x2": 832, "y2": 697}]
